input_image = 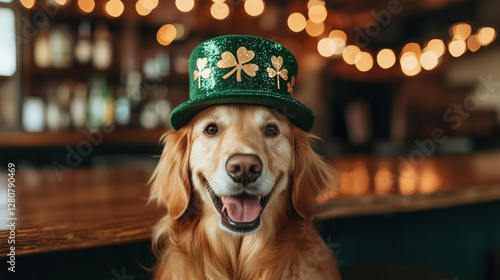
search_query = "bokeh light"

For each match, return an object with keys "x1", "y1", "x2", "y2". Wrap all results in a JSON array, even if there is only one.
[
  {"x1": 308, "y1": 5, "x2": 327, "y2": 23},
  {"x1": 448, "y1": 40, "x2": 467, "y2": 57},
  {"x1": 451, "y1": 23, "x2": 471, "y2": 41},
  {"x1": 176, "y1": 0, "x2": 195, "y2": 13},
  {"x1": 400, "y1": 52, "x2": 421, "y2": 76},
  {"x1": 426, "y1": 39, "x2": 445, "y2": 57},
  {"x1": 211, "y1": 2, "x2": 230, "y2": 20},
  {"x1": 478, "y1": 27, "x2": 496, "y2": 46},
  {"x1": 136, "y1": 0, "x2": 152, "y2": 16},
  {"x1": 287, "y1": 12, "x2": 306, "y2": 32},
  {"x1": 20, "y1": 0, "x2": 35, "y2": 9},
  {"x1": 244, "y1": 0, "x2": 265, "y2": 17},
  {"x1": 354, "y1": 52, "x2": 373, "y2": 72},
  {"x1": 377, "y1": 48, "x2": 396, "y2": 69},
  {"x1": 317, "y1": 38, "x2": 334, "y2": 57},
  {"x1": 420, "y1": 51, "x2": 438, "y2": 70},
  {"x1": 157, "y1": 24, "x2": 177, "y2": 46},
  {"x1": 105, "y1": 0, "x2": 124, "y2": 18},
  {"x1": 140, "y1": 0, "x2": 159, "y2": 10},
  {"x1": 467, "y1": 35, "x2": 481, "y2": 52},
  {"x1": 343, "y1": 45, "x2": 361, "y2": 65},
  {"x1": 305, "y1": 19, "x2": 324, "y2": 37},
  {"x1": 78, "y1": 0, "x2": 95, "y2": 13}
]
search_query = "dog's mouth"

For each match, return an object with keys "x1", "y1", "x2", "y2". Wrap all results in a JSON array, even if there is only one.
[{"x1": 200, "y1": 173, "x2": 278, "y2": 233}]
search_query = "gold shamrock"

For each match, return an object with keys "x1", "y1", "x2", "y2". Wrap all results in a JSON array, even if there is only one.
[
  {"x1": 287, "y1": 75, "x2": 295, "y2": 95},
  {"x1": 266, "y1": 56, "x2": 288, "y2": 89},
  {"x1": 217, "y1": 46, "x2": 259, "y2": 82},
  {"x1": 193, "y1": 58, "x2": 212, "y2": 89}
]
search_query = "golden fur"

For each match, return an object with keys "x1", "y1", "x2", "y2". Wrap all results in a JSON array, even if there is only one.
[{"x1": 150, "y1": 105, "x2": 341, "y2": 280}]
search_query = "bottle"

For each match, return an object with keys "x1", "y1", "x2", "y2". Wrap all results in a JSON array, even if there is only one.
[
  {"x1": 22, "y1": 97, "x2": 45, "y2": 132},
  {"x1": 87, "y1": 77, "x2": 106, "y2": 129},
  {"x1": 92, "y1": 23, "x2": 113, "y2": 70},
  {"x1": 34, "y1": 25, "x2": 51, "y2": 68},
  {"x1": 49, "y1": 24, "x2": 73, "y2": 68},
  {"x1": 70, "y1": 83, "x2": 88, "y2": 129},
  {"x1": 74, "y1": 21, "x2": 92, "y2": 65}
]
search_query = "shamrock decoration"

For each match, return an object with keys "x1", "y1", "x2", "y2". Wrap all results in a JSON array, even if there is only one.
[
  {"x1": 287, "y1": 76, "x2": 295, "y2": 95},
  {"x1": 266, "y1": 56, "x2": 288, "y2": 90},
  {"x1": 217, "y1": 46, "x2": 259, "y2": 82},
  {"x1": 193, "y1": 58, "x2": 212, "y2": 89}
]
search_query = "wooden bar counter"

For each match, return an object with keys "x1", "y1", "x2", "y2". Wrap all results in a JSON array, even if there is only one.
[{"x1": 1, "y1": 151, "x2": 500, "y2": 256}]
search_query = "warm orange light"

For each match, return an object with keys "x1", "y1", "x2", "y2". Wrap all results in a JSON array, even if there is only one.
[
  {"x1": 448, "y1": 40, "x2": 466, "y2": 57},
  {"x1": 467, "y1": 35, "x2": 481, "y2": 52},
  {"x1": 343, "y1": 45, "x2": 360, "y2": 65},
  {"x1": 426, "y1": 39, "x2": 445, "y2": 57},
  {"x1": 400, "y1": 52, "x2": 418, "y2": 70},
  {"x1": 157, "y1": 24, "x2": 177, "y2": 46},
  {"x1": 21, "y1": 0, "x2": 35, "y2": 9},
  {"x1": 106, "y1": 0, "x2": 124, "y2": 18},
  {"x1": 374, "y1": 168, "x2": 394, "y2": 195},
  {"x1": 400, "y1": 52, "x2": 421, "y2": 76},
  {"x1": 136, "y1": 0, "x2": 152, "y2": 16},
  {"x1": 308, "y1": 0, "x2": 325, "y2": 8},
  {"x1": 317, "y1": 38, "x2": 334, "y2": 57},
  {"x1": 55, "y1": 0, "x2": 68, "y2": 5},
  {"x1": 287, "y1": 12, "x2": 306, "y2": 32},
  {"x1": 175, "y1": 0, "x2": 194, "y2": 13},
  {"x1": 308, "y1": 5, "x2": 327, "y2": 23},
  {"x1": 451, "y1": 23, "x2": 471, "y2": 41},
  {"x1": 305, "y1": 19, "x2": 324, "y2": 37},
  {"x1": 244, "y1": 0, "x2": 265, "y2": 17},
  {"x1": 355, "y1": 52, "x2": 373, "y2": 72},
  {"x1": 420, "y1": 51, "x2": 438, "y2": 70},
  {"x1": 399, "y1": 165, "x2": 417, "y2": 195},
  {"x1": 478, "y1": 27, "x2": 496, "y2": 46},
  {"x1": 329, "y1": 30, "x2": 347, "y2": 42},
  {"x1": 211, "y1": 2, "x2": 229, "y2": 20},
  {"x1": 377, "y1": 48, "x2": 396, "y2": 69},
  {"x1": 140, "y1": 0, "x2": 159, "y2": 10},
  {"x1": 402, "y1": 42, "x2": 421, "y2": 55}
]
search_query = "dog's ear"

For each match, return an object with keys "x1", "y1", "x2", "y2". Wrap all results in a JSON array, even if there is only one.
[
  {"x1": 149, "y1": 127, "x2": 191, "y2": 220},
  {"x1": 291, "y1": 127, "x2": 333, "y2": 219}
]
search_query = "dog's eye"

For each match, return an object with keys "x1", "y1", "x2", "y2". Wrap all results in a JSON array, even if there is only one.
[
  {"x1": 204, "y1": 124, "x2": 218, "y2": 136},
  {"x1": 265, "y1": 125, "x2": 279, "y2": 137}
]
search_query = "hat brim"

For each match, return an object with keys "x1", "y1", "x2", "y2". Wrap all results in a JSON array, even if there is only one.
[{"x1": 170, "y1": 90, "x2": 315, "y2": 132}]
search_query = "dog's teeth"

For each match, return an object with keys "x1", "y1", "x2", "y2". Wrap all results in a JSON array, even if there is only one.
[{"x1": 221, "y1": 197, "x2": 225, "y2": 203}]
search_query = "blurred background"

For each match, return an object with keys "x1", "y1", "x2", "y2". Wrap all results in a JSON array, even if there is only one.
[{"x1": 0, "y1": 0, "x2": 500, "y2": 279}]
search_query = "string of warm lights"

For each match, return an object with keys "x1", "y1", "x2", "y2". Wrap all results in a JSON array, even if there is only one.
[
  {"x1": 289, "y1": 1, "x2": 497, "y2": 76},
  {"x1": 311, "y1": 23, "x2": 496, "y2": 76},
  {"x1": 20, "y1": 0, "x2": 497, "y2": 77}
]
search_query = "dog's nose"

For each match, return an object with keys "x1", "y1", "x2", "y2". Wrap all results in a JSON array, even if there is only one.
[{"x1": 226, "y1": 154, "x2": 263, "y2": 184}]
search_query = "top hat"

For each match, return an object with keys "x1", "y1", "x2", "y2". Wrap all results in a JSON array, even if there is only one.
[{"x1": 169, "y1": 35, "x2": 315, "y2": 132}]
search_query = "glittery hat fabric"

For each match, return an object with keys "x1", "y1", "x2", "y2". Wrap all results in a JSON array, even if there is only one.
[{"x1": 170, "y1": 35, "x2": 315, "y2": 132}]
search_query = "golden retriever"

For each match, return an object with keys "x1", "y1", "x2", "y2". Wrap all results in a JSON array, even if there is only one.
[{"x1": 149, "y1": 105, "x2": 341, "y2": 280}]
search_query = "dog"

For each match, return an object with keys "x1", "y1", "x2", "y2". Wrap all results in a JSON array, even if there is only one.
[{"x1": 149, "y1": 104, "x2": 341, "y2": 279}]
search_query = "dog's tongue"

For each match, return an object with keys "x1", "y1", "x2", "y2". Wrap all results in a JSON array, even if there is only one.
[{"x1": 222, "y1": 196, "x2": 261, "y2": 223}]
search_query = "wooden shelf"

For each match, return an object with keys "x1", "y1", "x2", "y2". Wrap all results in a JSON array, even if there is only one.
[
  {"x1": 1, "y1": 152, "x2": 500, "y2": 256},
  {"x1": 0, "y1": 128, "x2": 167, "y2": 147}
]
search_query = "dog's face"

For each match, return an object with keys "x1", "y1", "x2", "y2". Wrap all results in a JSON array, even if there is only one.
[
  {"x1": 150, "y1": 104, "x2": 332, "y2": 236},
  {"x1": 188, "y1": 105, "x2": 293, "y2": 234}
]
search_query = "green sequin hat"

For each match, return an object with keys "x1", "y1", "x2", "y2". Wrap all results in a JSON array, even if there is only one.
[{"x1": 170, "y1": 35, "x2": 315, "y2": 132}]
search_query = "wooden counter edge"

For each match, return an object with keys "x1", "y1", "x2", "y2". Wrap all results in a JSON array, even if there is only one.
[{"x1": 314, "y1": 182, "x2": 500, "y2": 220}]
